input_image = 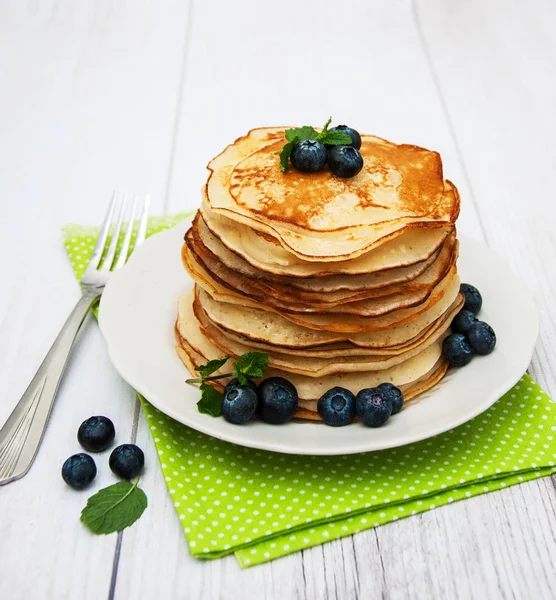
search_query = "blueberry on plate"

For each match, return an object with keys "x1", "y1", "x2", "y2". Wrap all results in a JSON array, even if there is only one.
[
  {"x1": 377, "y1": 382, "x2": 404, "y2": 415},
  {"x1": 327, "y1": 146, "x2": 364, "y2": 178},
  {"x1": 460, "y1": 283, "x2": 482, "y2": 315},
  {"x1": 222, "y1": 382, "x2": 258, "y2": 425},
  {"x1": 451, "y1": 309, "x2": 478, "y2": 335},
  {"x1": 77, "y1": 415, "x2": 116, "y2": 452},
  {"x1": 467, "y1": 321, "x2": 496, "y2": 355},
  {"x1": 62, "y1": 453, "x2": 97, "y2": 490},
  {"x1": 225, "y1": 377, "x2": 258, "y2": 395},
  {"x1": 355, "y1": 388, "x2": 392, "y2": 427},
  {"x1": 317, "y1": 387, "x2": 356, "y2": 426},
  {"x1": 109, "y1": 444, "x2": 145, "y2": 480},
  {"x1": 326, "y1": 125, "x2": 362, "y2": 150},
  {"x1": 442, "y1": 333, "x2": 473, "y2": 367},
  {"x1": 290, "y1": 139, "x2": 327, "y2": 173},
  {"x1": 257, "y1": 377, "x2": 298, "y2": 424}
]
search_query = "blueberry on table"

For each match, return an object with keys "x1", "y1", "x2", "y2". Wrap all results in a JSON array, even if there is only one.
[
  {"x1": 317, "y1": 387, "x2": 356, "y2": 426},
  {"x1": 460, "y1": 283, "x2": 482, "y2": 315},
  {"x1": 327, "y1": 146, "x2": 364, "y2": 178},
  {"x1": 355, "y1": 388, "x2": 392, "y2": 427},
  {"x1": 109, "y1": 444, "x2": 145, "y2": 480},
  {"x1": 326, "y1": 125, "x2": 362, "y2": 150},
  {"x1": 222, "y1": 383, "x2": 258, "y2": 425},
  {"x1": 257, "y1": 377, "x2": 298, "y2": 424},
  {"x1": 467, "y1": 321, "x2": 497, "y2": 355},
  {"x1": 290, "y1": 139, "x2": 327, "y2": 173},
  {"x1": 451, "y1": 309, "x2": 478, "y2": 335},
  {"x1": 62, "y1": 453, "x2": 97, "y2": 490},
  {"x1": 377, "y1": 382, "x2": 404, "y2": 415},
  {"x1": 442, "y1": 333, "x2": 473, "y2": 367},
  {"x1": 77, "y1": 416, "x2": 116, "y2": 452}
]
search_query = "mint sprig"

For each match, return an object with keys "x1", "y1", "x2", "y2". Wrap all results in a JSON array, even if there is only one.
[
  {"x1": 233, "y1": 352, "x2": 269, "y2": 385},
  {"x1": 198, "y1": 382, "x2": 225, "y2": 417},
  {"x1": 195, "y1": 355, "x2": 230, "y2": 378},
  {"x1": 81, "y1": 480, "x2": 147, "y2": 535},
  {"x1": 186, "y1": 351, "x2": 269, "y2": 417},
  {"x1": 278, "y1": 117, "x2": 351, "y2": 172}
]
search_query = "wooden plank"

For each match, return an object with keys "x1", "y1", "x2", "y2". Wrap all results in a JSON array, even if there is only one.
[
  {"x1": 371, "y1": 2, "x2": 556, "y2": 598},
  {"x1": 0, "y1": 1, "x2": 190, "y2": 598}
]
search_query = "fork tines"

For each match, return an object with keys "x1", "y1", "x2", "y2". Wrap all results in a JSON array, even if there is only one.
[{"x1": 89, "y1": 192, "x2": 150, "y2": 273}]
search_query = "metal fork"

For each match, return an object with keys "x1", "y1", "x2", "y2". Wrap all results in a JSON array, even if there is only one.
[{"x1": 0, "y1": 192, "x2": 150, "y2": 486}]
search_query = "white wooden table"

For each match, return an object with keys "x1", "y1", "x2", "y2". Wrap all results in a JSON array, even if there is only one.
[{"x1": 1, "y1": 1, "x2": 555, "y2": 598}]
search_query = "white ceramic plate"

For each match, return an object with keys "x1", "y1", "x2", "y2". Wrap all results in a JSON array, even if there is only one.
[{"x1": 98, "y1": 218, "x2": 539, "y2": 455}]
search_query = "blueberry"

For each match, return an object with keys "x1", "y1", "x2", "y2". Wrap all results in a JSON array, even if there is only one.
[
  {"x1": 290, "y1": 139, "x2": 327, "y2": 173},
  {"x1": 77, "y1": 416, "x2": 116, "y2": 452},
  {"x1": 451, "y1": 309, "x2": 478, "y2": 335},
  {"x1": 109, "y1": 444, "x2": 145, "y2": 479},
  {"x1": 326, "y1": 125, "x2": 361, "y2": 150},
  {"x1": 258, "y1": 377, "x2": 298, "y2": 424},
  {"x1": 327, "y1": 146, "x2": 364, "y2": 178},
  {"x1": 62, "y1": 453, "x2": 97, "y2": 490},
  {"x1": 442, "y1": 333, "x2": 473, "y2": 367},
  {"x1": 377, "y1": 382, "x2": 404, "y2": 415},
  {"x1": 355, "y1": 388, "x2": 392, "y2": 427},
  {"x1": 468, "y1": 321, "x2": 496, "y2": 355},
  {"x1": 222, "y1": 384, "x2": 258, "y2": 425},
  {"x1": 317, "y1": 387, "x2": 356, "y2": 426},
  {"x1": 460, "y1": 283, "x2": 482, "y2": 315}
]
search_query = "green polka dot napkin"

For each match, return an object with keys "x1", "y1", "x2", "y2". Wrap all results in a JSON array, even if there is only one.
[{"x1": 62, "y1": 215, "x2": 556, "y2": 568}]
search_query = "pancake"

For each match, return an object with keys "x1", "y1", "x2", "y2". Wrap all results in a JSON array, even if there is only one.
[
  {"x1": 205, "y1": 127, "x2": 460, "y2": 261},
  {"x1": 197, "y1": 285, "x2": 464, "y2": 349},
  {"x1": 186, "y1": 216, "x2": 458, "y2": 306},
  {"x1": 183, "y1": 239, "x2": 458, "y2": 318},
  {"x1": 187, "y1": 292, "x2": 450, "y2": 377},
  {"x1": 200, "y1": 204, "x2": 452, "y2": 278},
  {"x1": 176, "y1": 292, "x2": 449, "y2": 403},
  {"x1": 187, "y1": 241, "x2": 460, "y2": 333},
  {"x1": 209, "y1": 295, "x2": 463, "y2": 358}
]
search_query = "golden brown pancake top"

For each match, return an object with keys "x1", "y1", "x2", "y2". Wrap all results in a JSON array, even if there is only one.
[{"x1": 227, "y1": 132, "x2": 446, "y2": 232}]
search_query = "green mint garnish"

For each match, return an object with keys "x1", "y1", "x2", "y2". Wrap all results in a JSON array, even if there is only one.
[
  {"x1": 195, "y1": 355, "x2": 230, "y2": 378},
  {"x1": 284, "y1": 125, "x2": 318, "y2": 142},
  {"x1": 317, "y1": 130, "x2": 353, "y2": 145},
  {"x1": 197, "y1": 382, "x2": 225, "y2": 416},
  {"x1": 80, "y1": 480, "x2": 147, "y2": 535},
  {"x1": 233, "y1": 352, "x2": 270, "y2": 385},
  {"x1": 187, "y1": 351, "x2": 269, "y2": 416},
  {"x1": 278, "y1": 117, "x2": 352, "y2": 172}
]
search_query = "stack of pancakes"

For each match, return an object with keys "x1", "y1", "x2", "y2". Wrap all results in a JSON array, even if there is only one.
[{"x1": 176, "y1": 127, "x2": 463, "y2": 420}]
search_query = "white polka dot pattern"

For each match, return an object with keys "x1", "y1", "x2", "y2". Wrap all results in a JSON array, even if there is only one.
[{"x1": 63, "y1": 216, "x2": 556, "y2": 568}]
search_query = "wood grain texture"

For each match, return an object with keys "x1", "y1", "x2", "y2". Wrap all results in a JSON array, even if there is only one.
[
  {"x1": 0, "y1": 1, "x2": 190, "y2": 598},
  {"x1": 0, "y1": 0, "x2": 555, "y2": 599}
]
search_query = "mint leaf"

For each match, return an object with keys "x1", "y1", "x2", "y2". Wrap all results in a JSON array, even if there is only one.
[
  {"x1": 279, "y1": 140, "x2": 297, "y2": 173},
  {"x1": 233, "y1": 352, "x2": 269, "y2": 385},
  {"x1": 81, "y1": 480, "x2": 147, "y2": 535},
  {"x1": 316, "y1": 130, "x2": 352, "y2": 146},
  {"x1": 321, "y1": 116, "x2": 332, "y2": 134},
  {"x1": 197, "y1": 382, "x2": 224, "y2": 416},
  {"x1": 195, "y1": 355, "x2": 230, "y2": 378},
  {"x1": 285, "y1": 126, "x2": 318, "y2": 142}
]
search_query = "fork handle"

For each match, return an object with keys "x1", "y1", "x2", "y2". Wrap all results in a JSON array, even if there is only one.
[{"x1": 0, "y1": 293, "x2": 100, "y2": 485}]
